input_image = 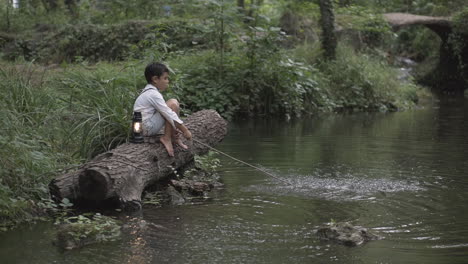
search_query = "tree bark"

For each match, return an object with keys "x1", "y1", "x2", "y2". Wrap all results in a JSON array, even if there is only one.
[
  {"x1": 319, "y1": 0, "x2": 337, "y2": 60},
  {"x1": 49, "y1": 110, "x2": 228, "y2": 211}
]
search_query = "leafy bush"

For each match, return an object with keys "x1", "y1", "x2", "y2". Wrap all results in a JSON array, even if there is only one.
[
  {"x1": 319, "y1": 44, "x2": 418, "y2": 111},
  {"x1": 166, "y1": 21, "x2": 334, "y2": 119},
  {"x1": 5, "y1": 21, "x2": 152, "y2": 63},
  {"x1": 183, "y1": 151, "x2": 222, "y2": 183},
  {"x1": 168, "y1": 48, "x2": 329, "y2": 119},
  {"x1": 393, "y1": 27, "x2": 441, "y2": 61},
  {"x1": 449, "y1": 8, "x2": 468, "y2": 74},
  {"x1": 336, "y1": 5, "x2": 392, "y2": 48},
  {"x1": 131, "y1": 19, "x2": 212, "y2": 60},
  {"x1": 0, "y1": 1, "x2": 70, "y2": 33}
]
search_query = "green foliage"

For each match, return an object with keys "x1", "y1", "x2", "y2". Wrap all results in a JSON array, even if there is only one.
[
  {"x1": 184, "y1": 151, "x2": 221, "y2": 182},
  {"x1": 36, "y1": 197, "x2": 74, "y2": 223},
  {"x1": 449, "y1": 8, "x2": 468, "y2": 73},
  {"x1": 168, "y1": 48, "x2": 327, "y2": 119},
  {"x1": 131, "y1": 19, "x2": 211, "y2": 60},
  {"x1": 167, "y1": 14, "x2": 331, "y2": 119},
  {"x1": 363, "y1": 0, "x2": 467, "y2": 16},
  {"x1": 94, "y1": 0, "x2": 206, "y2": 23},
  {"x1": 142, "y1": 191, "x2": 163, "y2": 206},
  {"x1": 167, "y1": 51, "x2": 238, "y2": 119},
  {"x1": 394, "y1": 27, "x2": 440, "y2": 61},
  {"x1": 0, "y1": 64, "x2": 65, "y2": 230},
  {"x1": 336, "y1": 4, "x2": 392, "y2": 47},
  {"x1": 55, "y1": 213, "x2": 121, "y2": 249},
  {"x1": 5, "y1": 21, "x2": 151, "y2": 63},
  {"x1": 0, "y1": 0, "x2": 70, "y2": 32},
  {"x1": 0, "y1": 62, "x2": 141, "y2": 228},
  {"x1": 319, "y1": 44, "x2": 418, "y2": 111},
  {"x1": 193, "y1": 151, "x2": 221, "y2": 176}
]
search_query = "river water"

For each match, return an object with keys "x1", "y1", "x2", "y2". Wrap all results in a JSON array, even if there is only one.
[{"x1": 1, "y1": 97, "x2": 468, "y2": 264}]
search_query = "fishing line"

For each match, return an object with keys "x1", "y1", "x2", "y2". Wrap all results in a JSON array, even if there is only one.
[{"x1": 192, "y1": 138, "x2": 293, "y2": 186}]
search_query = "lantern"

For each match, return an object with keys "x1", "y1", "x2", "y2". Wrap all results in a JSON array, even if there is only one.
[{"x1": 131, "y1": 111, "x2": 144, "y2": 143}]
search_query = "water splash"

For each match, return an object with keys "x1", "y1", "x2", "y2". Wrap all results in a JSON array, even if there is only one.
[{"x1": 245, "y1": 167, "x2": 425, "y2": 201}]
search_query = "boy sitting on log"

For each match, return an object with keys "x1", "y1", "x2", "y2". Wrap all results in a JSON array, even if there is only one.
[{"x1": 133, "y1": 62, "x2": 192, "y2": 156}]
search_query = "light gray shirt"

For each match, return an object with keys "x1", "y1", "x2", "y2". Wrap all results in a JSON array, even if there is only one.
[{"x1": 133, "y1": 84, "x2": 183, "y2": 129}]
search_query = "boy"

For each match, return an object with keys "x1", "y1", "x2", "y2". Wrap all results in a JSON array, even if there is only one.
[{"x1": 133, "y1": 62, "x2": 192, "y2": 156}]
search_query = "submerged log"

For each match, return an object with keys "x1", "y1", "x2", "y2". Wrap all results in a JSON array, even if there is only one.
[{"x1": 49, "y1": 110, "x2": 228, "y2": 210}]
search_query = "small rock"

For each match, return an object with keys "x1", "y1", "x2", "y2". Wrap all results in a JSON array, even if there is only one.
[
  {"x1": 166, "y1": 185, "x2": 185, "y2": 205},
  {"x1": 316, "y1": 222, "x2": 381, "y2": 246},
  {"x1": 171, "y1": 179, "x2": 211, "y2": 195}
]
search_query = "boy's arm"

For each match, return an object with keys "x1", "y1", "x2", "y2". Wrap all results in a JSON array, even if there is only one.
[
  {"x1": 175, "y1": 122, "x2": 192, "y2": 140},
  {"x1": 147, "y1": 91, "x2": 183, "y2": 128},
  {"x1": 147, "y1": 91, "x2": 192, "y2": 140}
]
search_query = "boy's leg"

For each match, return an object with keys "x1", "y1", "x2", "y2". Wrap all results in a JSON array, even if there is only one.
[
  {"x1": 159, "y1": 99, "x2": 187, "y2": 157},
  {"x1": 159, "y1": 120, "x2": 175, "y2": 157},
  {"x1": 166, "y1": 99, "x2": 188, "y2": 149}
]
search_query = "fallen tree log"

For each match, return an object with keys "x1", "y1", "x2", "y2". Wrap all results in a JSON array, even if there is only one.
[{"x1": 49, "y1": 110, "x2": 228, "y2": 210}]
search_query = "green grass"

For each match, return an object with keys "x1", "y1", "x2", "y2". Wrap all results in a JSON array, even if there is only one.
[
  {"x1": 55, "y1": 62, "x2": 143, "y2": 158},
  {"x1": 0, "y1": 64, "x2": 62, "y2": 229},
  {"x1": 0, "y1": 61, "x2": 142, "y2": 229}
]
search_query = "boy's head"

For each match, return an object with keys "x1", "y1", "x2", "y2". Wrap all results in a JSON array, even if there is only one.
[{"x1": 144, "y1": 62, "x2": 169, "y2": 84}]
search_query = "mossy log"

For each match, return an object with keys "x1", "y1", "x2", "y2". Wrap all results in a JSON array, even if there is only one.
[{"x1": 49, "y1": 110, "x2": 228, "y2": 211}]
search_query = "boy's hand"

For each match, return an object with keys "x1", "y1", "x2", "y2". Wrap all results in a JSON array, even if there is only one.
[{"x1": 183, "y1": 130, "x2": 192, "y2": 141}]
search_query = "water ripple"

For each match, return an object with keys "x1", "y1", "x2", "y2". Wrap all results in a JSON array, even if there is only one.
[{"x1": 244, "y1": 168, "x2": 425, "y2": 201}]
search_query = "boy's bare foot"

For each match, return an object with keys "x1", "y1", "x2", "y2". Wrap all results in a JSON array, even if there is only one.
[
  {"x1": 175, "y1": 137, "x2": 188, "y2": 150},
  {"x1": 160, "y1": 137, "x2": 174, "y2": 157}
]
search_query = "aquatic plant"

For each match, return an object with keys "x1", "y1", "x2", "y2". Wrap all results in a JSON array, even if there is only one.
[{"x1": 55, "y1": 213, "x2": 121, "y2": 250}]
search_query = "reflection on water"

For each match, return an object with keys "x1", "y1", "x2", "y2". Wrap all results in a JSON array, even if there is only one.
[{"x1": 1, "y1": 97, "x2": 468, "y2": 264}]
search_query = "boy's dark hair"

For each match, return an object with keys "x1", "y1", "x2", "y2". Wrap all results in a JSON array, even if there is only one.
[{"x1": 145, "y1": 62, "x2": 169, "y2": 83}]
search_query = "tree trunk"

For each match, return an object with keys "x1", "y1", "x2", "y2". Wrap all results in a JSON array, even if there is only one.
[
  {"x1": 319, "y1": 0, "x2": 337, "y2": 60},
  {"x1": 49, "y1": 110, "x2": 228, "y2": 211},
  {"x1": 6, "y1": 0, "x2": 12, "y2": 32},
  {"x1": 237, "y1": 0, "x2": 245, "y2": 11}
]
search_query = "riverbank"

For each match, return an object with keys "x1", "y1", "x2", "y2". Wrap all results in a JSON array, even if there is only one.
[{"x1": 0, "y1": 49, "x2": 422, "y2": 230}]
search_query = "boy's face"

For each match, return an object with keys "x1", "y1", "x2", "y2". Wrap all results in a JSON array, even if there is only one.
[{"x1": 152, "y1": 72, "x2": 170, "y2": 91}]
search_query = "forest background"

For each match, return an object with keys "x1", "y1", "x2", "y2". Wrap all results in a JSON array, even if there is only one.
[{"x1": 0, "y1": 0, "x2": 467, "y2": 230}]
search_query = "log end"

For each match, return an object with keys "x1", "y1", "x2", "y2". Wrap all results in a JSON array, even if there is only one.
[{"x1": 79, "y1": 168, "x2": 111, "y2": 201}]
